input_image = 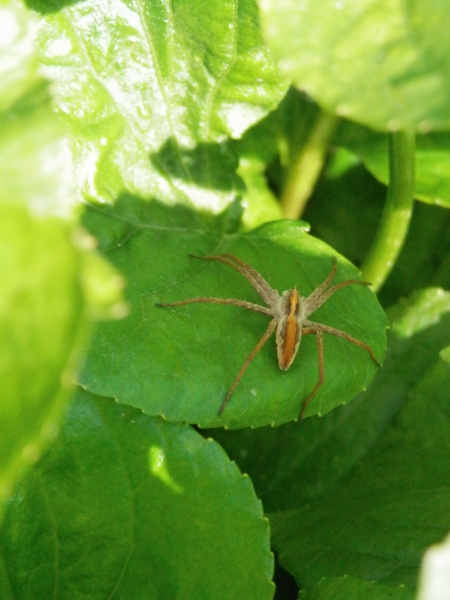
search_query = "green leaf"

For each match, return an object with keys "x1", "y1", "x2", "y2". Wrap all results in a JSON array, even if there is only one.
[
  {"x1": 0, "y1": 82, "x2": 77, "y2": 215},
  {"x1": 336, "y1": 121, "x2": 450, "y2": 208},
  {"x1": 0, "y1": 388, "x2": 274, "y2": 599},
  {"x1": 258, "y1": 0, "x2": 450, "y2": 130},
  {"x1": 0, "y1": 3, "x2": 82, "y2": 507},
  {"x1": 34, "y1": 0, "x2": 289, "y2": 209},
  {"x1": 269, "y1": 347, "x2": 450, "y2": 590},
  {"x1": 299, "y1": 576, "x2": 414, "y2": 600},
  {"x1": 0, "y1": 202, "x2": 84, "y2": 507},
  {"x1": 0, "y1": 2, "x2": 124, "y2": 512},
  {"x1": 239, "y1": 289, "x2": 450, "y2": 591},
  {"x1": 79, "y1": 198, "x2": 387, "y2": 429}
]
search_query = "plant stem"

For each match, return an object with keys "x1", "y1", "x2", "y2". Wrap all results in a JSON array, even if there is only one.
[
  {"x1": 361, "y1": 129, "x2": 415, "y2": 292},
  {"x1": 280, "y1": 111, "x2": 338, "y2": 219}
]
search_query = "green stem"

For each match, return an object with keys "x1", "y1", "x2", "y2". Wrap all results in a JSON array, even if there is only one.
[
  {"x1": 361, "y1": 129, "x2": 415, "y2": 292},
  {"x1": 280, "y1": 112, "x2": 339, "y2": 220}
]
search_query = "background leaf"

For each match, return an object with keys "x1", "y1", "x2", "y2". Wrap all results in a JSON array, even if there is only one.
[
  {"x1": 0, "y1": 1, "x2": 124, "y2": 514},
  {"x1": 79, "y1": 199, "x2": 387, "y2": 429},
  {"x1": 206, "y1": 288, "x2": 450, "y2": 593},
  {"x1": 34, "y1": 0, "x2": 289, "y2": 209},
  {"x1": 0, "y1": 388, "x2": 274, "y2": 599},
  {"x1": 336, "y1": 121, "x2": 450, "y2": 208},
  {"x1": 0, "y1": 203, "x2": 84, "y2": 509},
  {"x1": 258, "y1": 0, "x2": 450, "y2": 130},
  {"x1": 270, "y1": 346, "x2": 450, "y2": 591},
  {"x1": 298, "y1": 575, "x2": 413, "y2": 600}
]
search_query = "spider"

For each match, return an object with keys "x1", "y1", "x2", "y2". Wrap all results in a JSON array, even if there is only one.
[{"x1": 156, "y1": 253, "x2": 381, "y2": 420}]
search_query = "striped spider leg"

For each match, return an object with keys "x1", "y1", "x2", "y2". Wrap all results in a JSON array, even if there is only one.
[{"x1": 156, "y1": 254, "x2": 381, "y2": 420}]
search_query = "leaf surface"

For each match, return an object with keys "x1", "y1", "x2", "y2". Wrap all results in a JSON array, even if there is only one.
[
  {"x1": 80, "y1": 199, "x2": 387, "y2": 428},
  {"x1": 270, "y1": 347, "x2": 450, "y2": 590},
  {"x1": 235, "y1": 289, "x2": 450, "y2": 591},
  {"x1": 259, "y1": 0, "x2": 450, "y2": 130},
  {"x1": 0, "y1": 388, "x2": 274, "y2": 599},
  {"x1": 299, "y1": 575, "x2": 413, "y2": 600},
  {"x1": 337, "y1": 122, "x2": 450, "y2": 208},
  {"x1": 0, "y1": 2, "x2": 123, "y2": 511},
  {"x1": 35, "y1": 0, "x2": 288, "y2": 209}
]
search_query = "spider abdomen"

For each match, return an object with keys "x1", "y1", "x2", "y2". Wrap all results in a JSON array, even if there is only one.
[{"x1": 276, "y1": 289, "x2": 302, "y2": 370}]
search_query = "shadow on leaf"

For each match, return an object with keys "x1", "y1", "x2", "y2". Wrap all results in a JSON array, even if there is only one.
[{"x1": 150, "y1": 138, "x2": 243, "y2": 193}]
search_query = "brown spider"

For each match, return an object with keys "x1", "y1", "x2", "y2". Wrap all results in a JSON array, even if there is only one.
[{"x1": 156, "y1": 253, "x2": 381, "y2": 420}]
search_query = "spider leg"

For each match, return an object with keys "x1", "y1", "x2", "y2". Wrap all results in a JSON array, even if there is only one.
[
  {"x1": 298, "y1": 329, "x2": 324, "y2": 421},
  {"x1": 156, "y1": 297, "x2": 273, "y2": 316},
  {"x1": 305, "y1": 320, "x2": 381, "y2": 366},
  {"x1": 303, "y1": 259, "x2": 337, "y2": 312},
  {"x1": 189, "y1": 253, "x2": 279, "y2": 306},
  {"x1": 304, "y1": 259, "x2": 371, "y2": 315},
  {"x1": 218, "y1": 318, "x2": 277, "y2": 416},
  {"x1": 305, "y1": 280, "x2": 370, "y2": 315}
]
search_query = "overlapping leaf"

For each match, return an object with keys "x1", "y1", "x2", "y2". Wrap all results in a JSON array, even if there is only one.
[
  {"x1": 298, "y1": 575, "x2": 413, "y2": 600},
  {"x1": 79, "y1": 198, "x2": 387, "y2": 428},
  {"x1": 0, "y1": 1, "x2": 123, "y2": 513},
  {"x1": 0, "y1": 388, "x2": 274, "y2": 599},
  {"x1": 208, "y1": 288, "x2": 450, "y2": 592},
  {"x1": 336, "y1": 121, "x2": 450, "y2": 208},
  {"x1": 35, "y1": 0, "x2": 288, "y2": 209},
  {"x1": 258, "y1": 0, "x2": 450, "y2": 131},
  {"x1": 270, "y1": 347, "x2": 450, "y2": 591}
]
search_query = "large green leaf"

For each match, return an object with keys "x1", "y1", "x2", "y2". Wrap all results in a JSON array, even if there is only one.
[
  {"x1": 0, "y1": 2, "x2": 80, "y2": 508},
  {"x1": 79, "y1": 198, "x2": 387, "y2": 428},
  {"x1": 258, "y1": 0, "x2": 450, "y2": 131},
  {"x1": 270, "y1": 347, "x2": 450, "y2": 590},
  {"x1": 34, "y1": 0, "x2": 289, "y2": 209},
  {"x1": 0, "y1": 0, "x2": 123, "y2": 512},
  {"x1": 0, "y1": 203, "x2": 84, "y2": 508},
  {"x1": 0, "y1": 388, "x2": 274, "y2": 599}
]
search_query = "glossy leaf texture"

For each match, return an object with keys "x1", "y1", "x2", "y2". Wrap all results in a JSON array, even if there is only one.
[
  {"x1": 258, "y1": 0, "x2": 450, "y2": 131},
  {"x1": 0, "y1": 388, "x2": 274, "y2": 600},
  {"x1": 208, "y1": 288, "x2": 450, "y2": 593},
  {"x1": 34, "y1": 0, "x2": 289, "y2": 209},
  {"x1": 79, "y1": 198, "x2": 387, "y2": 429}
]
